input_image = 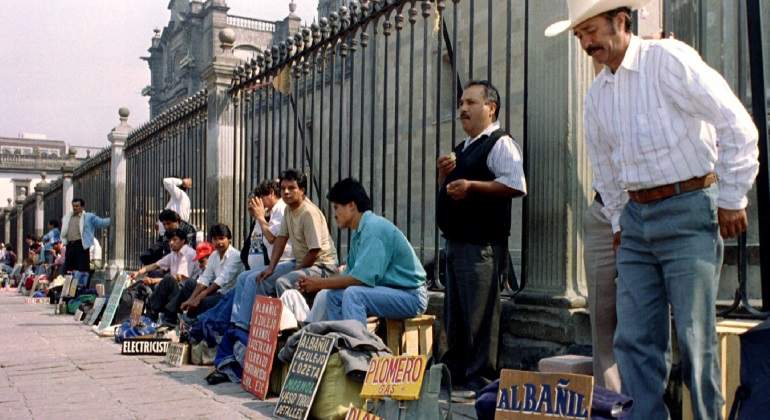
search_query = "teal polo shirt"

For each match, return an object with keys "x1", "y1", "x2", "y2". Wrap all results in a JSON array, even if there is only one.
[{"x1": 344, "y1": 211, "x2": 426, "y2": 289}]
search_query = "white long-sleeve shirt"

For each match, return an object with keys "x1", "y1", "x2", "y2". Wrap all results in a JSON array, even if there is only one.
[
  {"x1": 584, "y1": 36, "x2": 759, "y2": 232},
  {"x1": 461, "y1": 121, "x2": 528, "y2": 195},
  {"x1": 196, "y1": 245, "x2": 243, "y2": 294},
  {"x1": 163, "y1": 177, "x2": 191, "y2": 223}
]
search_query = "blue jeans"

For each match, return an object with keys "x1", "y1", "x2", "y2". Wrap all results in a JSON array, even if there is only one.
[
  {"x1": 230, "y1": 261, "x2": 294, "y2": 330},
  {"x1": 322, "y1": 284, "x2": 428, "y2": 325},
  {"x1": 615, "y1": 185, "x2": 723, "y2": 420}
]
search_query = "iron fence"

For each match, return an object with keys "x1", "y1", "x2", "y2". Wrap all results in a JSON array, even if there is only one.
[
  {"x1": 73, "y1": 147, "x2": 112, "y2": 263},
  {"x1": 43, "y1": 178, "x2": 63, "y2": 230},
  {"x1": 9, "y1": 209, "x2": 17, "y2": 252},
  {"x1": 22, "y1": 196, "x2": 36, "y2": 258},
  {"x1": 231, "y1": 0, "x2": 527, "y2": 268},
  {"x1": 124, "y1": 90, "x2": 208, "y2": 270}
]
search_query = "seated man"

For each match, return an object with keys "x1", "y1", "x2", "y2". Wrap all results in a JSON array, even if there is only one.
[
  {"x1": 1, "y1": 244, "x2": 16, "y2": 275},
  {"x1": 141, "y1": 209, "x2": 197, "y2": 266},
  {"x1": 179, "y1": 224, "x2": 243, "y2": 318},
  {"x1": 130, "y1": 229, "x2": 196, "y2": 324},
  {"x1": 245, "y1": 170, "x2": 338, "y2": 324},
  {"x1": 42, "y1": 220, "x2": 61, "y2": 265},
  {"x1": 299, "y1": 178, "x2": 428, "y2": 324},
  {"x1": 230, "y1": 179, "x2": 295, "y2": 329},
  {"x1": 166, "y1": 241, "x2": 212, "y2": 317}
]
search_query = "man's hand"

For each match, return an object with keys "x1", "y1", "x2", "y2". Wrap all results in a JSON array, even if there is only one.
[
  {"x1": 613, "y1": 231, "x2": 621, "y2": 254},
  {"x1": 129, "y1": 268, "x2": 145, "y2": 280},
  {"x1": 718, "y1": 208, "x2": 748, "y2": 239},
  {"x1": 446, "y1": 179, "x2": 472, "y2": 200},
  {"x1": 181, "y1": 297, "x2": 200, "y2": 311},
  {"x1": 258, "y1": 266, "x2": 274, "y2": 282},
  {"x1": 437, "y1": 154, "x2": 457, "y2": 184},
  {"x1": 182, "y1": 178, "x2": 193, "y2": 189},
  {"x1": 298, "y1": 275, "x2": 323, "y2": 294},
  {"x1": 252, "y1": 196, "x2": 266, "y2": 222},
  {"x1": 143, "y1": 277, "x2": 160, "y2": 286}
]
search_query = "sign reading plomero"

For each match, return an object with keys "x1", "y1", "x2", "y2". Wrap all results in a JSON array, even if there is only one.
[{"x1": 360, "y1": 355, "x2": 427, "y2": 400}]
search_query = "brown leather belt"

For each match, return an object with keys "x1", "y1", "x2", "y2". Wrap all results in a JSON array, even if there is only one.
[{"x1": 628, "y1": 173, "x2": 717, "y2": 204}]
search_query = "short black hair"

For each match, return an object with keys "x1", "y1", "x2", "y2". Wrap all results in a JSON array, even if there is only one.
[
  {"x1": 5, "y1": 244, "x2": 13, "y2": 251},
  {"x1": 209, "y1": 223, "x2": 232, "y2": 239},
  {"x1": 604, "y1": 7, "x2": 632, "y2": 33},
  {"x1": 25, "y1": 234, "x2": 36, "y2": 241},
  {"x1": 158, "y1": 209, "x2": 181, "y2": 223},
  {"x1": 164, "y1": 228, "x2": 187, "y2": 242},
  {"x1": 72, "y1": 198, "x2": 85, "y2": 207},
  {"x1": 327, "y1": 178, "x2": 372, "y2": 212},
  {"x1": 48, "y1": 219, "x2": 60, "y2": 228},
  {"x1": 253, "y1": 178, "x2": 280, "y2": 197},
  {"x1": 279, "y1": 169, "x2": 308, "y2": 192},
  {"x1": 463, "y1": 80, "x2": 501, "y2": 121}
]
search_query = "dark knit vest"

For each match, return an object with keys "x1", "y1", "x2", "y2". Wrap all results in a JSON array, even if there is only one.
[{"x1": 437, "y1": 129, "x2": 512, "y2": 245}]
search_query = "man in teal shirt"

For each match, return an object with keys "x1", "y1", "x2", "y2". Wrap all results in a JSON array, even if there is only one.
[{"x1": 298, "y1": 178, "x2": 428, "y2": 324}]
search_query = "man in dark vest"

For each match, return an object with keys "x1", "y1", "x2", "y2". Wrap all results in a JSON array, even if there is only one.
[{"x1": 437, "y1": 80, "x2": 527, "y2": 398}]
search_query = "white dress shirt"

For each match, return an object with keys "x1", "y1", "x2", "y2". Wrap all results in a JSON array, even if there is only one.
[
  {"x1": 196, "y1": 245, "x2": 243, "y2": 294},
  {"x1": 247, "y1": 199, "x2": 293, "y2": 269},
  {"x1": 584, "y1": 36, "x2": 759, "y2": 232},
  {"x1": 163, "y1": 177, "x2": 191, "y2": 223},
  {"x1": 461, "y1": 121, "x2": 528, "y2": 195},
  {"x1": 156, "y1": 244, "x2": 196, "y2": 278}
]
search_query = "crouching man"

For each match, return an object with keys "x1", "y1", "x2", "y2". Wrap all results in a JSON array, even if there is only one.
[
  {"x1": 130, "y1": 228, "x2": 196, "y2": 324},
  {"x1": 299, "y1": 178, "x2": 428, "y2": 324}
]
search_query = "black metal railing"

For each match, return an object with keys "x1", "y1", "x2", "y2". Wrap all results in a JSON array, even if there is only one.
[
  {"x1": 230, "y1": 0, "x2": 527, "y2": 270},
  {"x1": 73, "y1": 147, "x2": 112, "y2": 263},
  {"x1": 124, "y1": 90, "x2": 208, "y2": 270},
  {"x1": 43, "y1": 179, "x2": 63, "y2": 231},
  {"x1": 9, "y1": 210, "x2": 18, "y2": 252},
  {"x1": 22, "y1": 196, "x2": 36, "y2": 257}
]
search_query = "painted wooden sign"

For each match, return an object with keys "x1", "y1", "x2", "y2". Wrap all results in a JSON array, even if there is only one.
[
  {"x1": 25, "y1": 297, "x2": 49, "y2": 304},
  {"x1": 58, "y1": 275, "x2": 74, "y2": 304},
  {"x1": 242, "y1": 296, "x2": 283, "y2": 400},
  {"x1": 121, "y1": 338, "x2": 171, "y2": 355},
  {"x1": 129, "y1": 300, "x2": 145, "y2": 327},
  {"x1": 73, "y1": 309, "x2": 85, "y2": 321},
  {"x1": 26, "y1": 276, "x2": 40, "y2": 297},
  {"x1": 164, "y1": 343, "x2": 189, "y2": 367},
  {"x1": 360, "y1": 355, "x2": 428, "y2": 400},
  {"x1": 274, "y1": 332, "x2": 335, "y2": 420},
  {"x1": 95, "y1": 283, "x2": 105, "y2": 297},
  {"x1": 494, "y1": 370, "x2": 594, "y2": 419},
  {"x1": 345, "y1": 406, "x2": 383, "y2": 420},
  {"x1": 85, "y1": 297, "x2": 106, "y2": 326},
  {"x1": 97, "y1": 273, "x2": 129, "y2": 331}
]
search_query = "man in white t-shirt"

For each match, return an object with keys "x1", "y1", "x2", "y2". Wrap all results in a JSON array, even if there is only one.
[
  {"x1": 158, "y1": 177, "x2": 192, "y2": 235},
  {"x1": 231, "y1": 179, "x2": 294, "y2": 330}
]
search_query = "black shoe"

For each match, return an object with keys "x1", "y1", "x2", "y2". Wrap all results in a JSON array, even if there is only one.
[
  {"x1": 205, "y1": 370, "x2": 230, "y2": 385},
  {"x1": 450, "y1": 386, "x2": 476, "y2": 402},
  {"x1": 465, "y1": 376, "x2": 492, "y2": 394}
]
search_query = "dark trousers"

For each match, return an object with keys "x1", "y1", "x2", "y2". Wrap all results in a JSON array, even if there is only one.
[
  {"x1": 175, "y1": 278, "x2": 223, "y2": 318},
  {"x1": 442, "y1": 240, "x2": 506, "y2": 388},
  {"x1": 147, "y1": 274, "x2": 181, "y2": 321}
]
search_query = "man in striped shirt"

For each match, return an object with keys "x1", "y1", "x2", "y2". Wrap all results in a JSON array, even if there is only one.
[{"x1": 547, "y1": 1, "x2": 759, "y2": 418}]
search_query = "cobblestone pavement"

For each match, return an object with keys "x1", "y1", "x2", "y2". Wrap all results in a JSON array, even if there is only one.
[{"x1": 0, "y1": 291, "x2": 476, "y2": 419}]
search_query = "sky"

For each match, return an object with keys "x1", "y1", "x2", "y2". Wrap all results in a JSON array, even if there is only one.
[{"x1": 0, "y1": 0, "x2": 318, "y2": 149}]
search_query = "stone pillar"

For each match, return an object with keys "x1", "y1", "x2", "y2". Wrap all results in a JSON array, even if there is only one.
[
  {"x1": 34, "y1": 174, "x2": 48, "y2": 238},
  {"x1": 201, "y1": 26, "x2": 239, "y2": 229},
  {"x1": 61, "y1": 166, "x2": 74, "y2": 215},
  {"x1": 4, "y1": 200, "x2": 11, "y2": 244},
  {"x1": 107, "y1": 108, "x2": 131, "y2": 277},
  {"x1": 15, "y1": 191, "x2": 25, "y2": 259},
  {"x1": 501, "y1": 2, "x2": 596, "y2": 366}
]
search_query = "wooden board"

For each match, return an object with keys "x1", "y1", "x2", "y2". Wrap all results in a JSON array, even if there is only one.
[
  {"x1": 129, "y1": 300, "x2": 145, "y2": 327},
  {"x1": 164, "y1": 343, "x2": 190, "y2": 367},
  {"x1": 495, "y1": 369, "x2": 593, "y2": 419},
  {"x1": 121, "y1": 338, "x2": 171, "y2": 355},
  {"x1": 25, "y1": 297, "x2": 49, "y2": 304},
  {"x1": 242, "y1": 296, "x2": 283, "y2": 400},
  {"x1": 85, "y1": 297, "x2": 106, "y2": 326},
  {"x1": 361, "y1": 355, "x2": 428, "y2": 400},
  {"x1": 345, "y1": 406, "x2": 383, "y2": 420},
  {"x1": 274, "y1": 332, "x2": 335, "y2": 420},
  {"x1": 73, "y1": 309, "x2": 84, "y2": 322},
  {"x1": 96, "y1": 273, "x2": 128, "y2": 331}
]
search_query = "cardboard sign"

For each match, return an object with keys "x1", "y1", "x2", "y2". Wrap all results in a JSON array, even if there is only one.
[
  {"x1": 495, "y1": 369, "x2": 594, "y2": 419},
  {"x1": 58, "y1": 275, "x2": 74, "y2": 304},
  {"x1": 95, "y1": 283, "x2": 105, "y2": 297},
  {"x1": 121, "y1": 338, "x2": 171, "y2": 355},
  {"x1": 129, "y1": 300, "x2": 144, "y2": 327},
  {"x1": 360, "y1": 355, "x2": 428, "y2": 400},
  {"x1": 274, "y1": 332, "x2": 335, "y2": 420},
  {"x1": 345, "y1": 406, "x2": 383, "y2": 420},
  {"x1": 67, "y1": 276, "x2": 78, "y2": 297},
  {"x1": 85, "y1": 297, "x2": 106, "y2": 326},
  {"x1": 242, "y1": 296, "x2": 283, "y2": 400},
  {"x1": 97, "y1": 273, "x2": 129, "y2": 331},
  {"x1": 73, "y1": 309, "x2": 85, "y2": 321},
  {"x1": 27, "y1": 276, "x2": 41, "y2": 297},
  {"x1": 25, "y1": 297, "x2": 49, "y2": 304},
  {"x1": 164, "y1": 343, "x2": 190, "y2": 367}
]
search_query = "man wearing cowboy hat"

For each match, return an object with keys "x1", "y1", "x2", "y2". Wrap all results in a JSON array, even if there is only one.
[{"x1": 546, "y1": 1, "x2": 759, "y2": 418}]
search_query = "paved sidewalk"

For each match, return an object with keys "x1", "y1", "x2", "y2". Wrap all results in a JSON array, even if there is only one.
[{"x1": 0, "y1": 291, "x2": 476, "y2": 419}]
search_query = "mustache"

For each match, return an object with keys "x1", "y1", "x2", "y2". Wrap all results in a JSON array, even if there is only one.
[
  {"x1": 460, "y1": 113, "x2": 470, "y2": 119},
  {"x1": 586, "y1": 45, "x2": 602, "y2": 56}
]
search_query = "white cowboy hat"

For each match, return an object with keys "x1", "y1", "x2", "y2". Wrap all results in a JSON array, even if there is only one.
[{"x1": 544, "y1": 0, "x2": 650, "y2": 37}]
